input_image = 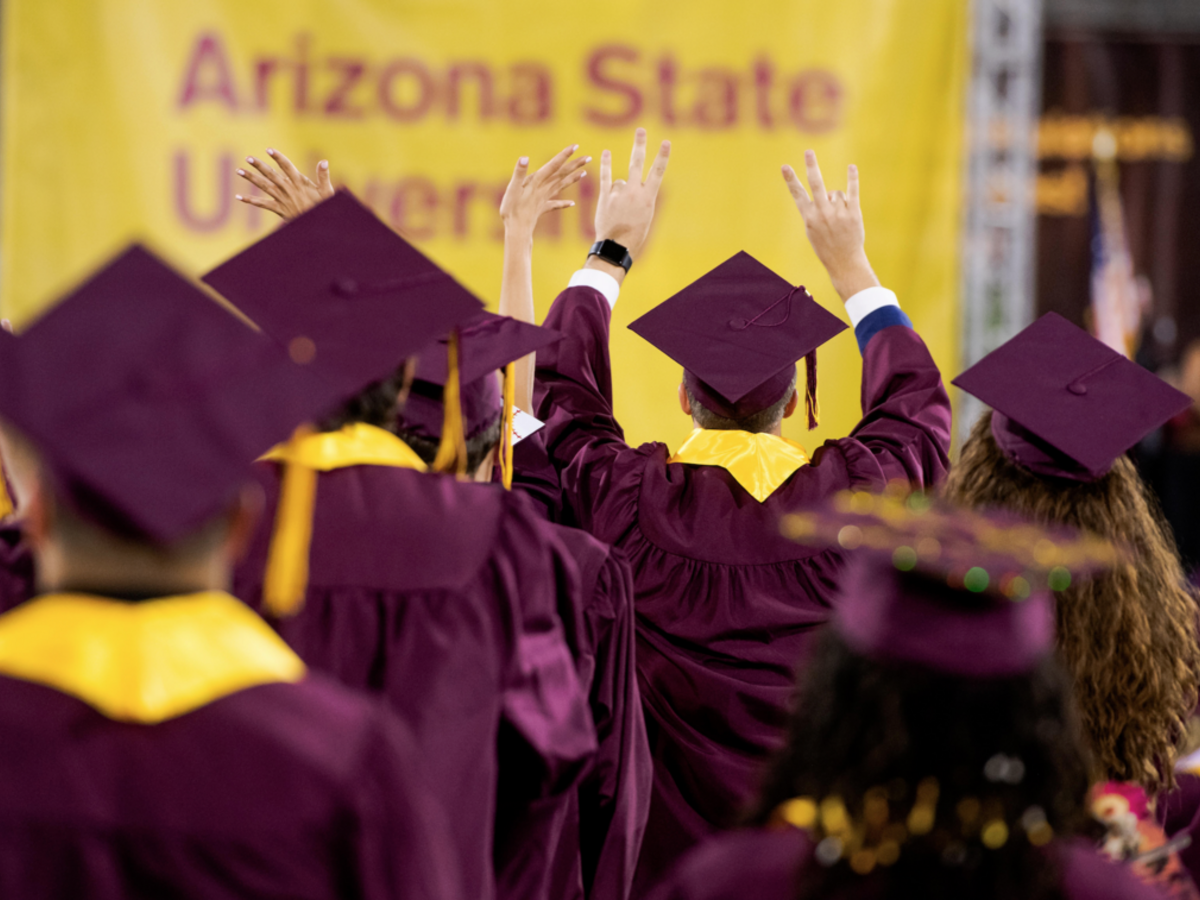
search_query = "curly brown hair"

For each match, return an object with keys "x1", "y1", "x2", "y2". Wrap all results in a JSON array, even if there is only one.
[{"x1": 941, "y1": 411, "x2": 1200, "y2": 797}]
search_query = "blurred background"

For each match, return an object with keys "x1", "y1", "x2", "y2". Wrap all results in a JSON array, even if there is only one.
[{"x1": 1, "y1": 0, "x2": 1198, "y2": 572}]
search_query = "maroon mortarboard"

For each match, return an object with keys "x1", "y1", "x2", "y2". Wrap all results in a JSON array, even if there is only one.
[
  {"x1": 628, "y1": 251, "x2": 847, "y2": 426},
  {"x1": 0, "y1": 245, "x2": 344, "y2": 543},
  {"x1": 953, "y1": 312, "x2": 1191, "y2": 482},
  {"x1": 400, "y1": 312, "x2": 561, "y2": 440},
  {"x1": 781, "y1": 487, "x2": 1122, "y2": 676},
  {"x1": 201, "y1": 190, "x2": 484, "y2": 402}
]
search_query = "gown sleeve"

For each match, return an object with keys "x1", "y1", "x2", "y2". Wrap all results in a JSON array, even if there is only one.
[
  {"x1": 531, "y1": 285, "x2": 651, "y2": 537},
  {"x1": 840, "y1": 311, "x2": 953, "y2": 489},
  {"x1": 498, "y1": 493, "x2": 599, "y2": 794}
]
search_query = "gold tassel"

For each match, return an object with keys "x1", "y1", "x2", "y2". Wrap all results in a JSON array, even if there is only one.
[
  {"x1": 805, "y1": 350, "x2": 820, "y2": 430},
  {"x1": 262, "y1": 425, "x2": 318, "y2": 618},
  {"x1": 500, "y1": 362, "x2": 516, "y2": 489},
  {"x1": 431, "y1": 331, "x2": 468, "y2": 477}
]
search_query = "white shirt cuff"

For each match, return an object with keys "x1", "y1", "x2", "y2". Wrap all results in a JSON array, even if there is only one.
[
  {"x1": 568, "y1": 269, "x2": 620, "y2": 309},
  {"x1": 843, "y1": 287, "x2": 900, "y2": 328}
]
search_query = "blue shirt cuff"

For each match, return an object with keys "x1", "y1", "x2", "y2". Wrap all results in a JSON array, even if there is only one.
[{"x1": 855, "y1": 306, "x2": 912, "y2": 352}]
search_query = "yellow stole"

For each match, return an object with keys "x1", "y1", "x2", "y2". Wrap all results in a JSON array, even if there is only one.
[
  {"x1": 259, "y1": 423, "x2": 427, "y2": 618},
  {"x1": 668, "y1": 429, "x2": 810, "y2": 502},
  {"x1": 0, "y1": 591, "x2": 305, "y2": 723}
]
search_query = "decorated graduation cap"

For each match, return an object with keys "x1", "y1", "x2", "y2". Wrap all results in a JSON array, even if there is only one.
[
  {"x1": 628, "y1": 251, "x2": 847, "y2": 427},
  {"x1": 399, "y1": 312, "x2": 561, "y2": 487},
  {"x1": 0, "y1": 245, "x2": 342, "y2": 544},
  {"x1": 201, "y1": 189, "x2": 484, "y2": 402},
  {"x1": 953, "y1": 312, "x2": 1190, "y2": 482},
  {"x1": 781, "y1": 486, "x2": 1122, "y2": 676}
]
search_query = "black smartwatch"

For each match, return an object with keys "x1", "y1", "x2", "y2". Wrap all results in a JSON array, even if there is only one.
[{"x1": 588, "y1": 239, "x2": 633, "y2": 272}]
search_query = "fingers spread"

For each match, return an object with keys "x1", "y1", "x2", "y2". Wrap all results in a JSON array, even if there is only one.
[
  {"x1": 267, "y1": 148, "x2": 304, "y2": 186},
  {"x1": 535, "y1": 144, "x2": 578, "y2": 183},
  {"x1": 552, "y1": 167, "x2": 588, "y2": 196},
  {"x1": 561, "y1": 154, "x2": 590, "y2": 178},
  {"x1": 546, "y1": 199, "x2": 575, "y2": 211},
  {"x1": 509, "y1": 155, "x2": 530, "y2": 185},
  {"x1": 804, "y1": 150, "x2": 829, "y2": 209},
  {"x1": 247, "y1": 156, "x2": 286, "y2": 192},
  {"x1": 316, "y1": 160, "x2": 334, "y2": 198},
  {"x1": 781, "y1": 165, "x2": 813, "y2": 208},
  {"x1": 237, "y1": 165, "x2": 279, "y2": 197},
  {"x1": 236, "y1": 194, "x2": 282, "y2": 213},
  {"x1": 599, "y1": 149, "x2": 613, "y2": 192},
  {"x1": 628, "y1": 127, "x2": 647, "y2": 183},
  {"x1": 645, "y1": 140, "x2": 671, "y2": 191}
]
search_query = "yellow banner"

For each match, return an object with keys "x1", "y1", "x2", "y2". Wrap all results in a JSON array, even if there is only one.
[{"x1": 2, "y1": 1, "x2": 965, "y2": 450}]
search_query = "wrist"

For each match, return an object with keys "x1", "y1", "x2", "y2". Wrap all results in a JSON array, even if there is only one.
[
  {"x1": 502, "y1": 222, "x2": 537, "y2": 244},
  {"x1": 827, "y1": 252, "x2": 880, "y2": 303},
  {"x1": 584, "y1": 254, "x2": 627, "y2": 286}
]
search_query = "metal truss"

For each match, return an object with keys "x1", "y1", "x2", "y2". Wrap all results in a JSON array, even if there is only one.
[{"x1": 959, "y1": 0, "x2": 1044, "y2": 443}]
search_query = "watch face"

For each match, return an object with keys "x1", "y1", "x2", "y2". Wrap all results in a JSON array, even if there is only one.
[{"x1": 593, "y1": 240, "x2": 632, "y2": 271}]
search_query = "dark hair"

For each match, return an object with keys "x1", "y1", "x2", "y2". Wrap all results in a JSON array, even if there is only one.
[
  {"x1": 317, "y1": 365, "x2": 409, "y2": 434},
  {"x1": 942, "y1": 410, "x2": 1200, "y2": 797},
  {"x1": 685, "y1": 376, "x2": 796, "y2": 433},
  {"x1": 746, "y1": 630, "x2": 1093, "y2": 900},
  {"x1": 397, "y1": 415, "x2": 503, "y2": 476}
]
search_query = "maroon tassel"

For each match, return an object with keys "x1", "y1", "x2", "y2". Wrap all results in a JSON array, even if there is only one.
[{"x1": 805, "y1": 350, "x2": 819, "y2": 430}]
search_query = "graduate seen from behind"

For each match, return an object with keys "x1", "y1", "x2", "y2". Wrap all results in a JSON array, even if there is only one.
[
  {"x1": 208, "y1": 166, "x2": 597, "y2": 900},
  {"x1": 0, "y1": 247, "x2": 462, "y2": 900},
  {"x1": 650, "y1": 489, "x2": 1154, "y2": 900},
  {"x1": 946, "y1": 314, "x2": 1200, "y2": 895},
  {"x1": 508, "y1": 132, "x2": 952, "y2": 887}
]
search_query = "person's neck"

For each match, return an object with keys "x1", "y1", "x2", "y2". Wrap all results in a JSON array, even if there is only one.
[
  {"x1": 691, "y1": 421, "x2": 784, "y2": 437},
  {"x1": 36, "y1": 546, "x2": 230, "y2": 600}
]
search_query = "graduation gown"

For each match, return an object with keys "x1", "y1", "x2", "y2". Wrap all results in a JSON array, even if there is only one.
[
  {"x1": 530, "y1": 285, "x2": 952, "y2": 887},
  {"x1": 644, "y1": 828, "x2": 1165, "y2": 900},
  {"x1": 234, "y1": 427, "x2": 597, "y2": 900},
  {"x1": 0, "y1": 590, "x2": 459, "y2": 900},
  {"x1": 494, "y1": 515, "x2": 651, "y2": 900}
]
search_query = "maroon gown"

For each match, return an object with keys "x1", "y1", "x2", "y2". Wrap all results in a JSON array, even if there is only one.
[
  {"x1": 0, "y1": 667, "x2": 459, "y2": 899},
  {"x1": 530, "y1": 285, "x2": 953, "y2": 889},
  {"x1": 234, "y1": 463, "x2": 597, "y2": 900},
  {"x1": 645, "y1": 828, "x2": 1165, "y2": 900},
  {"x1": 495, "y1": 515, "x2": 652, "y2": 900}
]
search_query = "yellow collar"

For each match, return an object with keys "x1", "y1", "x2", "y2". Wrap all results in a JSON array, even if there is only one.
[
  {"x1": 0, "y1": 592, "x2": 305, "y2": 723},
  {"x1": 668, "y1": 429, "x2": 810, "y2": 502},
  {"x1": 261, "y1": 422, "x2": 427, "y2": 472}
]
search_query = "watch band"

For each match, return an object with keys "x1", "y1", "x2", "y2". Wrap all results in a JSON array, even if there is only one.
[{"x1": 588, "y1": 239, "x2": 633, "y2": 273}]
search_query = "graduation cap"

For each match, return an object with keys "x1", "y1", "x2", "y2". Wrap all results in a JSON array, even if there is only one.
[
  {"x1": 628, "y1": 251, "x2": 847, "y2": 427},
  {"x1": 952, "y1": 313, "x2": 1191, "y2": 482},
  {"x1": 781, "y1": 487, "x2": 1122, "y2": 676},
  {"x1": 202, "y1": 189, "x2": 484, "y2": 403},
  {"x1": 0, "y1": 245, "x2": 343, "y2": 544},
  {"x1": 399, "y1": 312, "x2": 561, "y2": 486}
]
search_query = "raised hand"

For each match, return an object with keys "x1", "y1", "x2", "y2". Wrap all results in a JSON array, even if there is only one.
[
  {"x1": 498, "y1": 145, "x2": 588, "y2": 413},
  {"x1": 782, "y1": 150, "x2": 880, "y2": 302},
  {"x1": 500, "y1": 144, "x2": 590, "y2": 237},
  {"x1": 235, "y1": 148, "x2": 335, "y2": 221},
  {"x1": 593, "y1": 127, "x2": 670, "y2": 264}
]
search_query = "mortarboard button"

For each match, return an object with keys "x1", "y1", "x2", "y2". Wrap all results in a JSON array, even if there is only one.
[
  {"x1": 952, "y1": 312, "x2": 1191, "y2": 481},
  {"x1": 628, "y1": 251, "x2": 847, "y2": 421},
  {"x1": 202, "y1": 190, "x2": 484, "y2": 403}
]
